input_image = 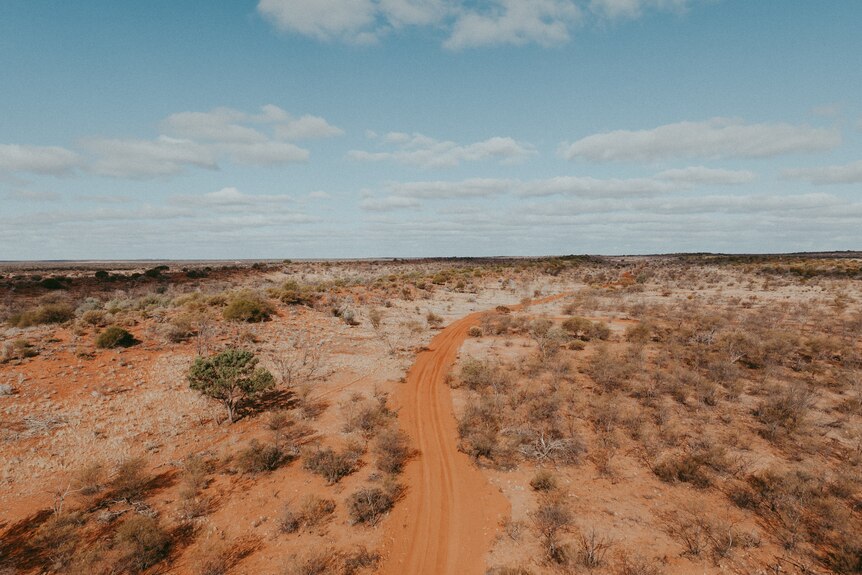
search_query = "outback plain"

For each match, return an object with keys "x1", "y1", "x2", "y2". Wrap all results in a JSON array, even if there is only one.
[{"x1": 0, "y1": 255, "x2": 861, "y2": 575}]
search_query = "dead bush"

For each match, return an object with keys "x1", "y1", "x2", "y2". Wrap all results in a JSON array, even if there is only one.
[
  {"x1": 347, "y1": 484, "x2": 399, "y2": 525},
  {"x1": 375, "y1": 428, "x2": 413, "y2": 474},
  {"x1": 563, "y1": 317, "x2": 611, "y2": 341},
  {"x1": 283, "y1": 548, "x2": 340, "y2": 575},
  {"x1": 342, "y1": 546, "x2": 380, "y2": 575},
  {"x1": 532, "y1": 492, "x2": 573, "y2": 561},
  {"x1": 114, "y1": 515, "x2": 170, "y2": 572},
  {"x1": 578, "y1": 528, "x2": 613, "y2": 568},
  {"x1": 487, "y1": 567, "x2": 534, "y2": 575},
  {"x1": 587, "y1": 345, "x2": 640, "y2": 392},
  {"x1": 34, "y1": 512, "x2": 84, "y2": 570},
  {"x1": 458, "y1": 399, "x2": 502, "y2": 462},
  {"x1": 110, "y1": 457, "x2": 151, "y2": 500},
  {"x1": 459, "y1": 357, "x2": 509, "y2": 391},
  {"x1": 342, "y1": 394, "x2": 393, "y2": 437},
  {"x1": 652, "y1": 450, "x2": 712, "y2": 488},
  {"x1": 530, "y1": 470, "x2": 558, "y2": 492},
  {"x1": 237, "y1": 440, "x2": 287, "y2": 473},
  {"x1": 614, "y1": 552, "x2": 665, "y2": 575},
  {"x1": 754, "y1": 383, "x2": 814, "y2": 439},
  {"x1": 303, "y1": 446, "x2": 361, "y2": 484},
  {"x1": 74, "y1": 461, "x2": 107, "y2": 496}
]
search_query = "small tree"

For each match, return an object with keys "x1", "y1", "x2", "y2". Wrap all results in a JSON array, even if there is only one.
[{"x1": 187, "y1": 349, "x2": 275, "y2": 423}]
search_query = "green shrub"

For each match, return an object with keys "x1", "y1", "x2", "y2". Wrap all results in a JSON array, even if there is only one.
[
  {"x1": 268, "y1": 280, "x2": 317, "y2": 306},
  {"x1": 187, "y1": 349, "x2": 275, "y2": 423},
  {"x1": 222, "y1": 291, "x2": 273, "y2": 322},
  {"x1": 96, "y1": 326, "x2": 135, "y2": 348}
]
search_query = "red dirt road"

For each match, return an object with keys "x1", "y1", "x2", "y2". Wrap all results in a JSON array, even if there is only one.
[
  {"x1": 380, "y1": 295, "x2": 567, "y2": 575},
  {"x1": 379, "y1": 310, "x2": 503, "y2": 575}
]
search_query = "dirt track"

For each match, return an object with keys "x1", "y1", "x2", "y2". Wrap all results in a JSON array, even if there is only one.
[{"x1": 380, "y1": 295, "x2": 566, "y2": 575}]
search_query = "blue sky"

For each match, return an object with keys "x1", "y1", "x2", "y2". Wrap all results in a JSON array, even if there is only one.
[{"x1": 1, "y1": 0, "x2": 860, "y2": 259}]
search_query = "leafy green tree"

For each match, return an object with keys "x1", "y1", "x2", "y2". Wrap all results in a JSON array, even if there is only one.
[{"x1": 187, "y1": 349, "x2": 275, "y2": 423}]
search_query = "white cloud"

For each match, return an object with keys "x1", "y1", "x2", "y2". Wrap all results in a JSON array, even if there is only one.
[
  {"x1": 171, "y1": 187, "x2": 296, "y2": 207},
  {"x1": 516, "y1": 175, "x2": 678, "y2": 197},
  {"x1": 654, "y1": 166, "x2": 756, "y2": 185},
  {"x1": 444, "y1": 0, "x2": 582, "y2": 49},
  {"x1": 258, "y1": 0, "x2": 377, "y2": 42},
  {"x1": 386, "y1": 177, "x2": 511, "y2": 198},
  {"x1": 220, "y1": 140, "x2": 309, "y2": 166},
  {"x1": 164, "y1": 105, "x2": 343, "y2": 141},
  {"x1": 377, "y1": 167, "x2": 755, "y2": 201},
  {"x1": 782, "y1": 160, "x2": 862, "y2": 184},
  {"x1": 257, "y1": 0, "x2": 699, "y2": 48},
  {"x1": 0, "y1": 144, "x2": 81, "y2": 176},
  {"x1": 275, "y1": 115, "x2": 344, "y2": 140},
  {"x1": 85, "y1": 136, "x2": 217, "y2": 178},
  {"x1": 560, "y1": 118, "x2": 841, "y2": 162},
  {"x1": 379, "y1": 0, "x2": 448, "y2": 26},
  {"x1": 350, "y1": 132, "x2": 535, "y2": 167},
  {"x1": 3, "y1": 189, "x2": 62, "y2": 202},
  {"x1": 162, "y1": 109, "x2": 267, "y2": 143},
  {"x1": 359, "y1": 195, "x2": 421, "y2": 211},
  {"x1": 308, "y1": 190, "x2": 333, "y2": 199},
  {"x1": 81, "y1": 105, "x2": 324, "y2": 177},
  {"x1": 588, "y1": 0, "x2": 689, "y2": 19}
]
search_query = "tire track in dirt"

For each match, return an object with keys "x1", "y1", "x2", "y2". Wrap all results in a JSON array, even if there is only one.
[{"x1": 379, "y1": 294, "x2": 569, "y2": 575}]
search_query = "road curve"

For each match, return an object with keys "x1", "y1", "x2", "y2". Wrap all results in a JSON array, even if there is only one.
[{"x1": 379, "y1": 294, "x2": 567, "y2": 575}]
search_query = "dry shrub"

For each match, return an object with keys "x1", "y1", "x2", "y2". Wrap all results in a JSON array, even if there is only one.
[
  {"x1": 7, "y1": 302, "x2": 75, "y2": 327},
  {"x1": 279, "y1": 495, "x2": 336, "y2": 533},
  {"x1": 295, "y1": 384, "x2": 329, "y2": 419},
  {"x1": 342, "y1": 546, "x2": 380, "y2": 575},
  {"x1": 458, "y1": 399, "x2": 501, "y2": 462},
  {"x1": 74, "y1": 461, "x2": 107, "y2": 496},
  {"x1": 95, "y1": 325, "x2": 135, "y2": 348},
  {"x1": 178, "y1": 455, "x2": 211, "y2": 519},
  {"x1": 562, "y1": 317, "x2": 611, "y2": 341},
  {"x1": 624, "y1": 322, "x2": 652, "y2": 344},
  {"x1": 237, "y1": 440, "x2": 288, "y2": 474},
  {"x1": 303, "y1": 446, "x2": 361, "y2": 484},
  {"x1": 192, "y1": 535, "x2": 257, "y2": 575},
  {"x1": 374, "y1": 428, "x2": 413, "y2": 474},
  {"x1": 532, "y1": 492, "x2": 573, "y2": 562},
  {"x1": 587, "y1": 345, "x2": 640, "y2": 392},
  {"x1": 426, "y1": 311, "x2": 444, "y2": 328},
  {"x1": 300, "y1": 495, "x2": 336, "y2": 528},
  {"x1": 160, "y1": 315, "x2": 196, "y2": 343},
  {"x1": 342, "y1": 393, "x2": 393, "y2": 437},
  {"x1": 459, "y1": 358, "x2": 509, "y2": 391},
  {"x1": 80, "y1": 309, "x2": 109, "y2": 327},
  {"x1": 578, "y1": 528, "x2": 614, "y2": 568},
  {"x1": 283, "y1": 548, "x2": 339, "y2": 575},
  {"x1": 347, "y1": 482, "x2": 401, "y2": 525},
  {"x1": 753, "y1": 383, "x2": 814, "y2": 439},
  {"x1": 653, "y1": 453, "x2": 705, "y2": 487},
  {"x1": 114, "y1": 515, "x2": 170, "y2": 573},
  {"x1": 530, "y1": 470, "x2": 557, "y2": 492},
  {"x1": 614, "y1": 552, "x2": 665, "y2": 575},
  {"x1": 34, "y1": 512, "x2": 84, "y2": 570},
  {"x1": 487, "y1": 567, "x2": 534, "y2": 575},
  {"x1": 110, "y1": 457, "x2": 151, "y2": 500}
]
